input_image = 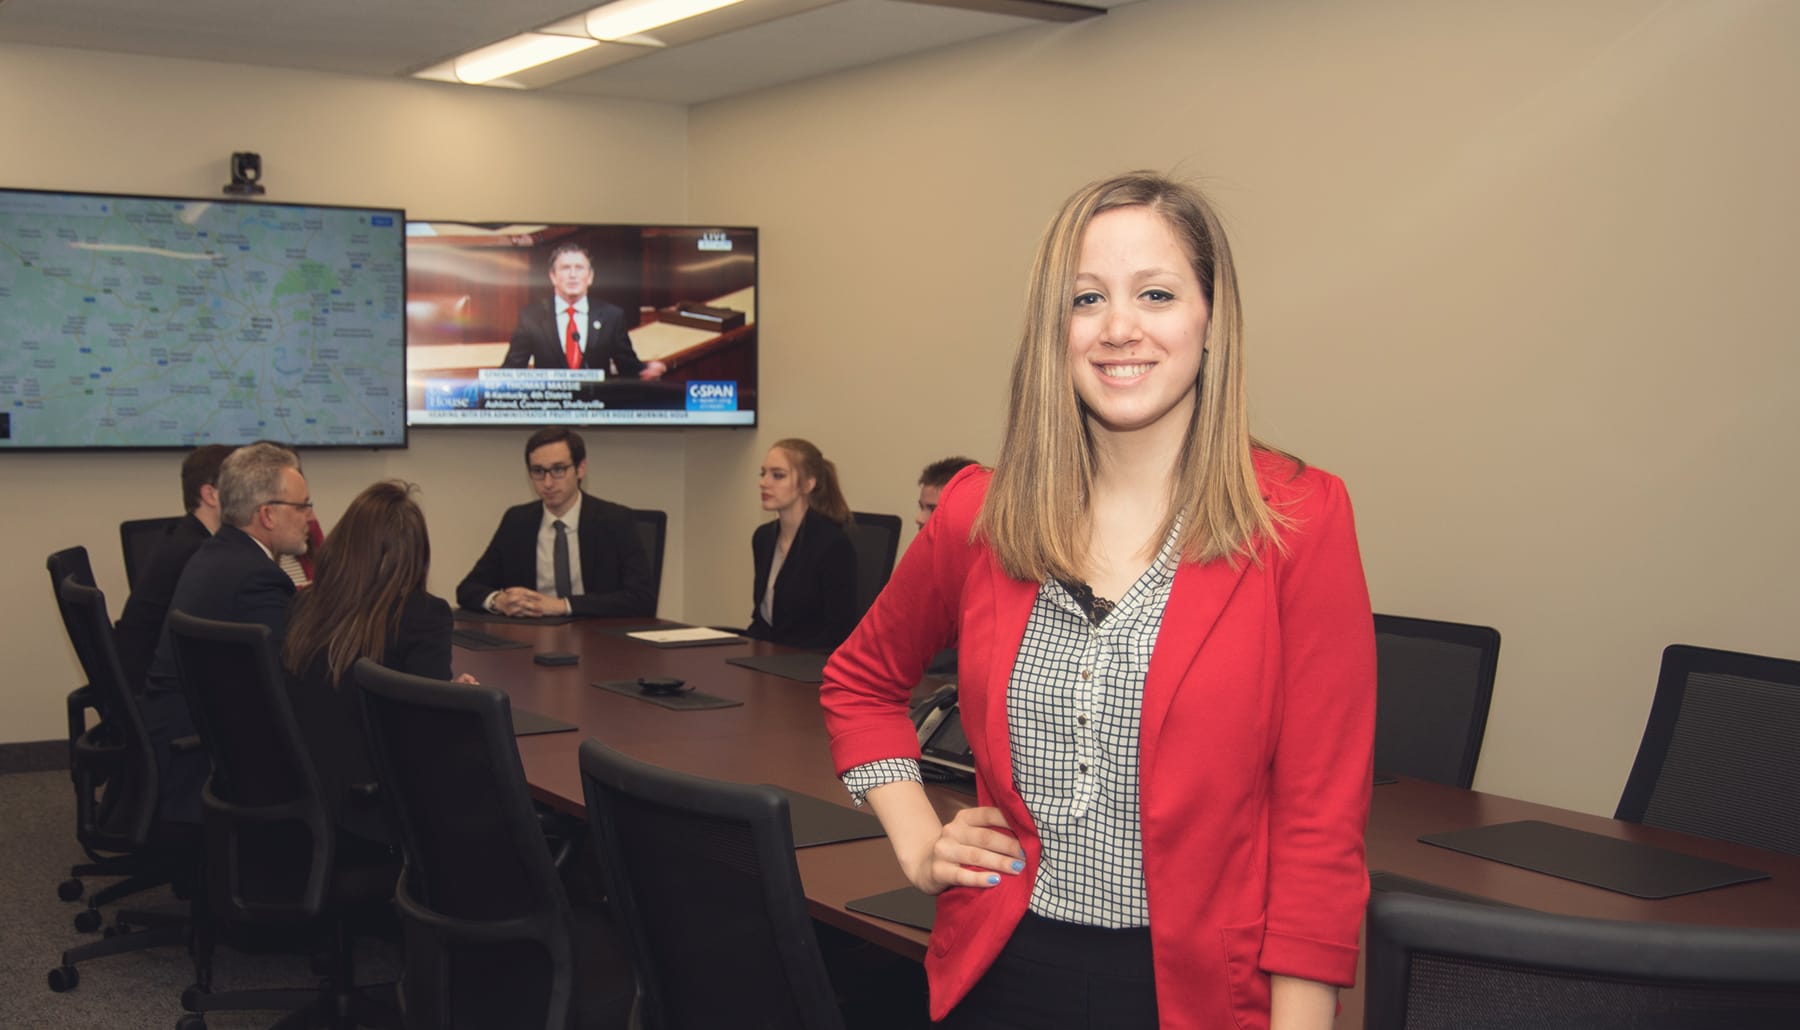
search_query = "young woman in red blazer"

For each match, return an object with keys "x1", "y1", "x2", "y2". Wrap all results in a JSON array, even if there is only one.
[{"x1": 822, "y1": 172, "x2": 1376, "y2": 1029}]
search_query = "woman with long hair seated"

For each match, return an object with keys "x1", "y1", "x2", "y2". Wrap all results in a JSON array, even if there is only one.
[
  {"x1": 283, "y1": 479, "x2": 474, "y2": 841},
  {"x1": 745, "y1": 437, "x2": 859, "y2": 652}
]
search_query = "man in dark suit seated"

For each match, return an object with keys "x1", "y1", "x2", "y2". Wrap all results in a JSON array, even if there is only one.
[
  {"x1": 500, "y1": 242, "x2": 667, "y2": 380},
  {"x1": 457, "y1": 428, "x2": 655, "y2": 619},
  {"x1": 114, "y1": 444, "x2": 235, "y2": 691},
  {"x1": 142, "y1": 442, "x2": 313, "y2": 823}
]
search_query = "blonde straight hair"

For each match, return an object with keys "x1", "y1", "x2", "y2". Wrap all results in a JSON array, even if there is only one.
[{"x1": 976, "y1": 171, "x2": 1295, "y2": 583}]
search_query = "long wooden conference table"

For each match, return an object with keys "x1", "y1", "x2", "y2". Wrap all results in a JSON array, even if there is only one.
[{"x1": 454, "y1": 616, "x2": 1800, "y2": 1029}]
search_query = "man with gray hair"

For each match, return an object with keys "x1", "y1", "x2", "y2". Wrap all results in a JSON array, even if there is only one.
[{"x1": 142, "y1": 441, "x2": 313, "y2": 822}]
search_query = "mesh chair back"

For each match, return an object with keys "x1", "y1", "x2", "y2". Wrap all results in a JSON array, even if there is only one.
[
  {"x1": 1372, "y1": 614, "x2": 1501, "y2": 788},
  {"x1": 49, "y1": 546, "x2": 102, "y2": 719},
  {"x1": 1615, "y1": 645, "x2": 1800, "y2": 856},
  {"x1": 353, "y1": 660, "x2": 577, "y2": 1030},
  {"x1": 579, "y1": 739, "x2": 844, "y2": 1030},
  {"x1": 845, "y1": 512, "x2": 901, "y2": 623},
  {"x1": 119, "y1": 516, "x2": 183, "y2": 591},
  {"x1": 56, "y1": 575, "x2": 159, "y2": 852},
  {"x1": 166, "y1": 610, "x2": 330, "y2": 919},
  {"x1": 632, "y1": 508, "x2": 668, "y2": 615},
  {"x1": 1366, "y1": 891, "x2": 1800, "y2": 1029}
]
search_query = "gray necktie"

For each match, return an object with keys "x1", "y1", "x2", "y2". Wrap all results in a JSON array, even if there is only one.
[{"x1": 553, "y1": 520, "x2": 572, "y2": 601}]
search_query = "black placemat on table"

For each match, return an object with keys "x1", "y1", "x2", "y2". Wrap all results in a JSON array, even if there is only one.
[
  {"x1": 451, "y1": 627, "x2": 531, "y2": 652},
  {"x1": 780, "y1": 789, "x2": 884, "y2": 848},
  {"x1": 591, "y1": 679, "x2": 743, "y2": 711},
  {"x1": 727, "y1": 652, "x2": 829, "y2": 684},
  {"x1": 846, "y1": 886, "x2": 936, "y2": 932},
  {"x1": 1419, "y1": 820, "x2": 1771, "y2": 899},
  {"x1": 1368, "y1": 870, "x2": 1522, "y2": 909},
  {"x1": 511, "y1": 708, "x2": 577, "y2": 736},
  {"x1": 455, "y1": 610, "x2": 578, "y2": 626}
]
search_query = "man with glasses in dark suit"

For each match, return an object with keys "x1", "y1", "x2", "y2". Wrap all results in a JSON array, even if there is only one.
[
  {"x1": 456, "y1": 428, "x2": 655, "y2": 619},
  {"x1": 142, "y1": 441, "x2": 312, "y2": 822}
]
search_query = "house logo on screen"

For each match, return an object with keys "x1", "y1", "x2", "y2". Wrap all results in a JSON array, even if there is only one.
[
  {"x1": 685, "y1": 381, "x2": 737, "y2": 412},
  {"x1": 697, "y1": 231, "x2": 733, "y2": 252}
]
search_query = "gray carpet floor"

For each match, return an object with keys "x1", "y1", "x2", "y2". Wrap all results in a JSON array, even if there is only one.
[
  {"x1": 2, "y1": 769, "x2": 927, "y2": 1029},
  {"x1": 0, "y1": 769, "x2": 399, "y2": 1030}
]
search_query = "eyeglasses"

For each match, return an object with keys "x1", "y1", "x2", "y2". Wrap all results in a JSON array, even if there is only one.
[
  {"x1": 528, "y1": 463, "x2": 576, "y2": 481},
  {"x1": 263, "y1": 499, "x2": 315, "y2": 514}
]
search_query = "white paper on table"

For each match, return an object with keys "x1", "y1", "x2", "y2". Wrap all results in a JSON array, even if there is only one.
[{"x1": 627, "y1": 626, "x2": 743, "y2": 644}]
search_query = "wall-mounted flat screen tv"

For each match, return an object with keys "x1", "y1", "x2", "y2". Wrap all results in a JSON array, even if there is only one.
[
  {"x1": 405, "y1": 221, "x2": 756, "y2": 427},
  {"x1": 0, "y1": 187, "x2": 407, "y2": 450}
]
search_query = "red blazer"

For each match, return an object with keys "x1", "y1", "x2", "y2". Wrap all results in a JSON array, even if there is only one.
[{"x1": 822, "y1": 454, "x2": 1375, "y2": 1029}]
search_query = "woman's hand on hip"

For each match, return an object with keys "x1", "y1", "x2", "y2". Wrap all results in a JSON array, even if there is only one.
[{"x1": 906, "y1": 805, "x2": 1027, "y2": 895}]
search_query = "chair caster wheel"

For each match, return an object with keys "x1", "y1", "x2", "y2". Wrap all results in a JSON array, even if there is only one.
[
  {"x1": 58, "y1": 878, "x2": 84, "y2": 901},
  {"x1": 177, "y1": 1015, "x2": 206, "y2": 1030},
  {"x1": 48, "y1": 964, "x2": 80, "y2": 992},
  {"x1": 74, "y1": 908, "x2": 102, "y2": 933}
]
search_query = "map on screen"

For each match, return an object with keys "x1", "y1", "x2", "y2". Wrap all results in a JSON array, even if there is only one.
[{"x1": 0, "y1": 188, "x2": 407, "y2": 449}]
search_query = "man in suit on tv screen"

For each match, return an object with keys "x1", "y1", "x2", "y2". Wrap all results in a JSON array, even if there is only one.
[{"x1": 500, "y1": 242, "x2": 666, "y2": 380}]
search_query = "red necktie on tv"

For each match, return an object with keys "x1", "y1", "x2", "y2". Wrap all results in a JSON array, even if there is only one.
[{"x1": 564, "y1": 305, "x2": 581, "y2": 369}]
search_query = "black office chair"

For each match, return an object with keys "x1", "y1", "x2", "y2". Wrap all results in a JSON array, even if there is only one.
[
  {"x1": 167, "y1": 611, "x2": 399, "y2": 1029},
  {"x1": 1365, "y1": 891, "x2": 1800, "y2": 1029},
  {"x1": 119, "y1": 515, "x2": 183, "y2": 591},
  {"x1": 631, "y1": 508, "x2": 668, "y2": 615},
  {"x1": 845, "y1": 512, "x2": 902, "y2": 624},
  {"x1": 1615, "y1": 644, "x2": 1800, "y2": 856},
  {"x1": 578, "y1": 738, "x2": 846, "y2": 1030},
  {"x1": 1372, "y1": 614, "x2": 1501, "y2": 788},
  {"x1": 48, "y1": 546, "x2": 102, "y2": 782},
  {"x1": 353, "y1": 660, "x2": 634, "y2": 1030},
  {"x1": 45, "y1": 574, "x2": 193, "y2": 993}
]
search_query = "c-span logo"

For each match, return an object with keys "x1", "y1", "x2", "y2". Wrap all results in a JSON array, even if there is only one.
[{"x1": 685, "y1": 381, "x2": 737, "y2": 412}]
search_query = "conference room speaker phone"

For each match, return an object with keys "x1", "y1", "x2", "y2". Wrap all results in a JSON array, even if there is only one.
[{"x1": 912, "y1": 684, "x2": 975, "y2": 780}]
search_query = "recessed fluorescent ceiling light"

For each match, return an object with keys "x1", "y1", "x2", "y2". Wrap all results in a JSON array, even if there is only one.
[
  {"x1": 452, "y1": 33, "x2": 597, "y2": 85},
  {"x1": 583, "y1": 0, "x2": 747, "y2": 41}
]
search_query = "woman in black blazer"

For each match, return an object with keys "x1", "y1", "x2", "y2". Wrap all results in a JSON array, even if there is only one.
[
  {"x1": 746, "y1": 438, "x2": 858, "y2": 652},
  {"x1": 283, "y1": 480, "x2": 475, "y2": 842}
]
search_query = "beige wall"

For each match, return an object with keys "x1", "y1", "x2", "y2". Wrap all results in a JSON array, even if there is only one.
[
  {"x1": 5, "y1": 0, "x2": 1797, "y2": 818},
  {"x1": 683, "y1": 0, "x2": 1800, "y2": 816},
  {"x1": 0, "y1": 44, "x2": 694, "y2": 744}
]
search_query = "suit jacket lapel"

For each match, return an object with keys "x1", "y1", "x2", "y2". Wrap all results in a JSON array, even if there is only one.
[{"x1": 1138, "y1": 556, "x2": 1251, "y2": 779}]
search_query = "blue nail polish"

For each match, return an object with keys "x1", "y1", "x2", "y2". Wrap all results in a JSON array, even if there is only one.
[
  {"x1": 1010, "y1": 860, "x2": 1025, "y2": 873},
  {"x1": 986, "y1": 874, "x2": 1000, "y2": 886}
]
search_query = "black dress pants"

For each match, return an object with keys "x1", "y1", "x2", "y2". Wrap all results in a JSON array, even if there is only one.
[{"x1": 941, "y1": 912, "x2": 1158, "y2": 1030}]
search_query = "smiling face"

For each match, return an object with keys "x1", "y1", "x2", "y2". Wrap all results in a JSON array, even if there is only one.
[
  {"x1": 758, "y1": 446, "x2": 813, "y2": 516},
  {"x1": 548, "y1": 249, "x2": 594, "y2": 305},
  {"x1": 1066, "y1": 205, "x2": 1210, "y2": 441}
]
